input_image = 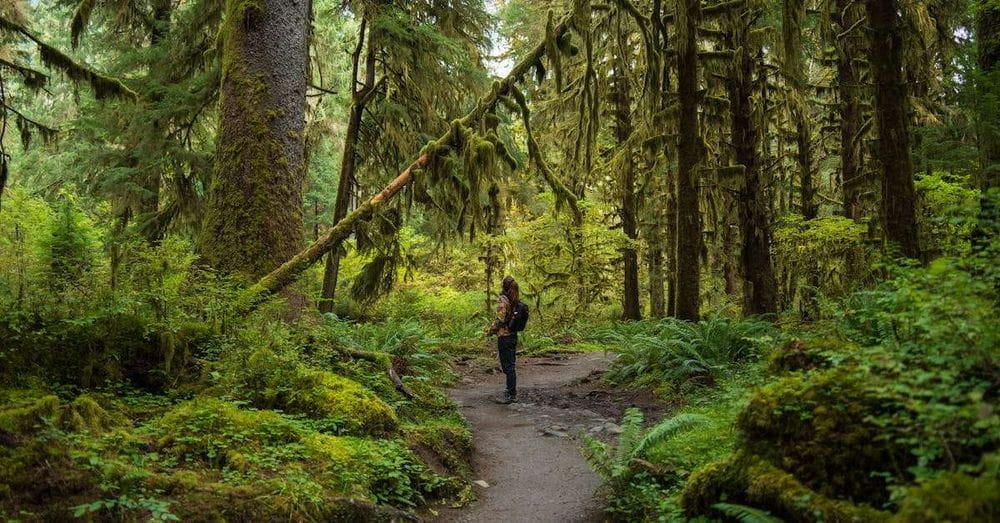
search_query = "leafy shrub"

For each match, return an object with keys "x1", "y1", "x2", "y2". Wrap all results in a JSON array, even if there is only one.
[{"x1": 914, "y1": 172, "x2": 979, "y2": 257}]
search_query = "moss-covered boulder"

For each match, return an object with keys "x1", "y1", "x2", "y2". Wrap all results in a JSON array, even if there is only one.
[
  {"x1": 231, "y1": 349, "x2": 399, "y2": 436},
  {"x1": 0, "y1": 391, "x2": 127, "y2": 437},
  {"x1": 0, "y1": 393, "x2": 60, "y2": 435},
  {"x1": 283, "y1": 369, "x2": 398, "y2": 436},
  {"x1": 736, "y1": 366, "x2": 909, "y2": 504},
  {"x1": 680, "y1": 452, "x2": 889, "y2": 522}
]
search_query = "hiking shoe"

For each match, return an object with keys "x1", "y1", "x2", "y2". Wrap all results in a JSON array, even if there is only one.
[{"x1": 494, "y1": 393, "x2": 517, "y2": 404}]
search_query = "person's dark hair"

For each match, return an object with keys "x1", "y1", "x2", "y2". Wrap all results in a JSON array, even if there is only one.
[{"x1": 501, "y1": 276, "x2": 519, "y2": 304}]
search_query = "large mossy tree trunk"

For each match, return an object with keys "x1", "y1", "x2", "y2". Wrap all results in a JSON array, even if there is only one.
[
  {"x1": 865, "y1": 0, "x2": 921, "y2": 259},
  {"x1": 614, "y1": 19, "x2": 642, "y2": 321},
  {"x1": 675, "y1": 0, "x2": 703, "y2": 322},
  {"x1": 726, "y1": 8, "x2": 777, "y2": 316},
  {"x1": 202, "y1": 0, "x2": 311, "y2": 277},
  {"x1": 319, "y1": 19, "x2": 377, "y2": 313},
  {"x1": 834, "y1": 0, "x2": 865, "y2": 221}
]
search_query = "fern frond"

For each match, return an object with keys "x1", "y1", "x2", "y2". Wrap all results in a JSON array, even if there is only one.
[
  {"x1": 712, "y1": 502, "x2": 784, "y2": 523},
  {"x1": 632, "y1": 413, "x2": 708, "y2": 458},
  {"x1": 613, "y1": 407, "x2": 645, "y2": 467}
]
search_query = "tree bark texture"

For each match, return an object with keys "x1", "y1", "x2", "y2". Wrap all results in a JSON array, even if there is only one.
[
  {"x1": 675, "y1": 0, "x2": 703, "y2": 321},
  {"x1": 865, "y1": 0, "x2": 921, "y2": 259},
  {"x1": 726, "y1": 9, "x2": 778, "y2": 316},
  {"x1": 202, "y1": 0, "x2": 311, "y2": 277}
]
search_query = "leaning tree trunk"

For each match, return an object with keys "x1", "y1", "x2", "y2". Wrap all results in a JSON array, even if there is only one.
[
  {"x1": 202, "y1": 0, "x2": 311, "y2": 277},
  {"x1": 865, "y1": 0, "x2": 921, "y2": 259},
  {"x1": 319, "y1": 19, "x2": 377, "y2": 313},
  {"x1": 675, "y1": 0, "x2": 702, "y2": 321},
  {"x1": 726, "y1": 8, "x2": 778, "y2": 316},
  {"x1": 614, "y1": 20, "x2": 642, "y2": 321},
  {"x1": 835, "y1": 0, "x2": 865, "y2": 221}
]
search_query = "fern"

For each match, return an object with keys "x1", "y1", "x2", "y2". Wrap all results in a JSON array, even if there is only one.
[
  {"x1": 583, "y1": 409, "x2": 707, "y2": 483},
  {"x1": 632, "y1": 413, "x2": 708, "y2": 458},
  {"x1": 712, "y1": 502, "x2": 784, "y2": 523}
]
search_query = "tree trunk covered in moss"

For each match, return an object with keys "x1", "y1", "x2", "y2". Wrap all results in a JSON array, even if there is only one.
[
  {"x1": 834, "y1": 0, "x2": 865, "y2": 221},
  {"x1": 865, "y1": 0, "x2": 921, "y2": 259},
  {"x1": 614, "y1": 19, "x2": 641, "y2": 321},
  {"x1": 726, "y1": 9, "x2": 777, "y2": 316},
  {"x1": 202, "y1": 0, "x2": 311, "y2": 277},
  {"x1": 782, "y1": 0, "x2": 815, "y2": 220},
  {"x1": 319, "y1": 19, "x2": 377, "y2": 313},
  {"x1": 675, "y1": 0, "x2": 702, "y2": 321},
  {"x1": 648, "y1": 243, "x2": 665, "y2": 317}
]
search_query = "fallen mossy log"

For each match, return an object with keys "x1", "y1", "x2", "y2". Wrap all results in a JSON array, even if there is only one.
[{"x1": 237, "y1": 6, "x2": 581, "y2": 313}]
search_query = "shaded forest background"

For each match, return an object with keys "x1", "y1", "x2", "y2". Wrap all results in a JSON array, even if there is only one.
[{"x1": 0, "y1": 0, "x2": 998, "y2": 520}]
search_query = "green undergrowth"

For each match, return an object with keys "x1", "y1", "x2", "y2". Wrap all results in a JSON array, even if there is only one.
[
  {"x1": 0, "y1": 312, "x2": 476, "y2": 521},
  {"x1": 586, "y1": 248, "x2": 1000, "y2": 522}
]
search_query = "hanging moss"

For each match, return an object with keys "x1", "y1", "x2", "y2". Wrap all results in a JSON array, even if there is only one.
[
  {"x1": 0, "y1": 15, "x2": 136, "y2": 100},
  {"x1": 546, "y1": 11, "x2": 563, "y2": 91}
]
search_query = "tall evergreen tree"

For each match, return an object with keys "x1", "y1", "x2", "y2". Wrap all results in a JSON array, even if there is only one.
[
  {"x1": 675, "y1": 0, "x2": 703, "y2": 321},
  {"x1": 202, "y1": 0, "x2": 311, "y2": 276},
  {"x1": 864, "y1": 0, "x2": 921, "y2": 259}
]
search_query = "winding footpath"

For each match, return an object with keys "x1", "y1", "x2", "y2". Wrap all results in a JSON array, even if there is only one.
[{"x1": 437, "y1": 352, "x2": 619, "y2": 523}]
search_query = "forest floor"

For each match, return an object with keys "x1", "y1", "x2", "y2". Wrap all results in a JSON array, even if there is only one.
[{"x1": 431, "y1": 350, "x2": 665, "y2": 522}]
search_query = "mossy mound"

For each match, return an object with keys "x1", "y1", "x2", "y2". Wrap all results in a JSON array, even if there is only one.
[
  {"x1": 304, "y1": 433, "x2": 454, "y2": 506},
  {"x1": 232, "y1": 349, "x2": 399, "y2": 436},
  {"x1": 403, "y1": 418, "x2": 474, "y2": 477},
  {"x1": 680, "y1": 452, "x2": 889, "y2": 522},
  {"x1": 0, "y1": 393, "x2": 60, "y2": 435},
  {"x1": 148, "y1": 397, "x2": 301, "y2": 467},
  {"x1": 767, "y1": 338, "x2": 860, "y2": 373},
  {"x1": 0, "y1": 391, "x2": 127, "y2": 437},
  {"x1": 283, "y1": 370, "x2": 398, "y2": 436},
  {"x1": 736, "y1": 366, "x2": 909, "y2": 504},
  {"x1": 893, "y1": 473, "x2": 1000, "y2": 522}
]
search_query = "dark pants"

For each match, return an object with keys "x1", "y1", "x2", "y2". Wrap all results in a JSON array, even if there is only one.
[{"x1": 498, "y1": 335, "x2": 517, "y2": 396}]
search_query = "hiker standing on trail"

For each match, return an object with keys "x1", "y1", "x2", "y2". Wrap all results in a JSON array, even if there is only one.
[{"x1": 486, "y1": 275, "x2": 529, "y2": 404}]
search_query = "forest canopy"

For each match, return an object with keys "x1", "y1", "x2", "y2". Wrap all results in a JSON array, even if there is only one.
[{"x1": 0, "y1": 0, "x2": 997, "y2": 521}]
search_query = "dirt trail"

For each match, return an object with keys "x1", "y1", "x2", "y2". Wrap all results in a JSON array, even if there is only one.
[{"x1": 435, "y1": 352, "x2": 663, "y2": 523}]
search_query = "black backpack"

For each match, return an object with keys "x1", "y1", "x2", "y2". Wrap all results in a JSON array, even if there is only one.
[{"x1": 507, "y1": 300, "x2": 529, "y2": 332}]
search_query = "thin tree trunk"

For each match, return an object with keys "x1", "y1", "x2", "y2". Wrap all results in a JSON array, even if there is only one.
[
  {"x1": 202, "y1": 0, "x2": 311, "y2": 276},
  {"x1": 614, "y1": 18, "x2": 641, "y2": 321},
  {"x1": 319, "y1": 19, "x2": 376, "y2": 313},
  {"x1": 675, "y1": 0, "x2": 702, "y2": 321},
  {"x1": 835, "y1": 0, "x2": 865, "y2": 221},
  {"x1": 865, "y1": 0, "x2": 921, "y2": 259},
  {"x1": 783, "y1": 0, "x2": 815, "y2": 220},
  {"x1": 648, "y1": 243, "x2": 665, "y2": 317}
]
